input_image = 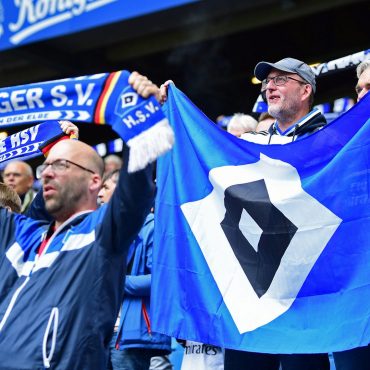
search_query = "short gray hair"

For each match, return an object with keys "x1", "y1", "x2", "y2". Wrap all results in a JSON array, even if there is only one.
[
  {"x1": 4, "y1": 160, "x2": 34, "y2": 178},
  {"x1": 227, "y1": 113, "x2": 258, "y2": 134},
  {"x1": 356, "y1": 60, "x2": 370, "y2": 79}
]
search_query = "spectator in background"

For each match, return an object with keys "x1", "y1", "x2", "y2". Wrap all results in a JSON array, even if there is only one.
[
  {"x1": 104, "y1": 154, "x2": 123, "y2": 175},
  {"x1": 99, "y1": 170, "x2": 172, "y2": 370},
  {"x1": 227, "y1": 113, "x2": 258, "y2": 137},
  {"x1": 256, "y1": 112, "x2": 275, "y2": 132},
  {"x1": 0, "y1": 182, "x2": 21, "y2": 213},
  {"x1": 97, "y1": 169, "x2": 119, "y2": 206},
  {"x1": 355, "y1": 60, "x2": 370, "y2": 101},
  {"x1": 3, "y1": 160, "x2": 36, "y2": 213}
]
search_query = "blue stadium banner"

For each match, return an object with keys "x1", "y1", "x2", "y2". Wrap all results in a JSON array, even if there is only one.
[
  {"x1": 0, "y1": 0, "x2": 198, "y2": 51},
  {"x1": 152, "y1": 86, "x2": 370, "y2": 353}
]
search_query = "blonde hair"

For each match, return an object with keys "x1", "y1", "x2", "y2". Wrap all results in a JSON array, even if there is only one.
[{"x1": 0, "y1": 182, "x2": 22, "y2": 213}]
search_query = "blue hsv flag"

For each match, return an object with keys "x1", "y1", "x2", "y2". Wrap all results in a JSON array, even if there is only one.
[{"x1": 152, "y1": 86, "x2": 370, "y2": 353}]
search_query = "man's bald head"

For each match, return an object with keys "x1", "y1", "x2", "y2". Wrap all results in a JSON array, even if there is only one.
[
  {"x1": 48, "y1": 140, "x2": 104, "y2": 177},
  {"x1": 41, "y1": 140, "x2": 105, "y2": 226}
]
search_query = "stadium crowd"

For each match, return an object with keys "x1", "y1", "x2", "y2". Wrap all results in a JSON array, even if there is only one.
[{"x1": 0, "y1": 58, "x2": 369, "y2": 370}]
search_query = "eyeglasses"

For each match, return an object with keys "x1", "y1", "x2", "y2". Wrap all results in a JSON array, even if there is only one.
[
  {"x1": 37, "y1": 159, "x2": 95, "y2": 178},
  {"x1": 261, "y1": 75, "x2": 307, "y2": 91}
]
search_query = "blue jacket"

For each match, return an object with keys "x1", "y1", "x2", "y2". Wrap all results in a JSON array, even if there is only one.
[
  {"x1": 0, "y1": 156, "x2": 155, "y2": 370},
  {"x1": 115, "y1": 213, "x2": 171, "y2": 352}
]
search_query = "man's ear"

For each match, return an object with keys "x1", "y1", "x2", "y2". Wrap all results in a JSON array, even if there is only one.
[
  {"x1": 89, "y1": 174, "x2": 102, "y2": 193},
  {"x1": 301, "y1": 84, "x2": 312, "y2": 102},
  {"x1": 5, "y1": 206, "x2": 12, "y2": 213}
]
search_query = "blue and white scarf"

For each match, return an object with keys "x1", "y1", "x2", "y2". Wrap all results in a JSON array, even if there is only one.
[
  {"x1": 0, "y1": 120, "x2": 69, "y2": 167},
  {"x1": 0, "y1": 71, "x2": 174, "y2": 172}
]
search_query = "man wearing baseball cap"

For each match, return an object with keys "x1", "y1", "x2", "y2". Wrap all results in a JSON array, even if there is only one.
[
  {"x1": 225, "y1": 58, "x2": 330, "y2": 370},
  {"x1": 248, "y1": 57, "x2": 326, "y2": 144}
]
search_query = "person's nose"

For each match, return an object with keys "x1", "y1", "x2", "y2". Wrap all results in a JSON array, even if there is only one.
[
  {"x1": 41, "y1": 164, "x2": 54, "y2": 179},
  {"x1": 5, "y1": 174, "x2": 15, "y2": 182},
  {"x1": 265, "y1": 78, "x2": 277, "y2": 91}
]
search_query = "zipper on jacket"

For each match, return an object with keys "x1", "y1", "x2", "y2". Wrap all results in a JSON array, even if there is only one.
[
  {"x1": 142, "y1": 300, "x2": 152, "y2": 337},
  {"x1": 115, "y1": 330, "x2": 122, "y2": 350},
  {"x1": 43, "y1": 307, "x2": 59, "y2": 368},
  {"x1": 115, "y1": 299, "x2": 152, "y2": 350}
]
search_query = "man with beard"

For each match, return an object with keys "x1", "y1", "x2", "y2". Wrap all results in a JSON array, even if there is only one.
[
  {"x1": 224, "y1": 58, "x2": 329, "y2": 370},
  {"x1": 247, "y1": 57, "x2": 326, "y2": 143},
  {"x1": 0, "y1": 87, "x2": 156, "y2": 368},
  {"x1": 130, "y1": 61, "x2": 329, "y2": 370}
]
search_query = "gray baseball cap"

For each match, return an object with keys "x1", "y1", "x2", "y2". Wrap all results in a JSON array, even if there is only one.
[{"x1": 254, "y1": 57, "x2": 316, "y2": 93}]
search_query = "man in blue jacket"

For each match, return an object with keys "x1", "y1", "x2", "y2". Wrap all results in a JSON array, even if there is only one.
[
  {"x1": 99, "y1": 170, "x2": 172, "y2": 370},
  {"x1": 0, "y1": 138, "x2": 155, "y2": 370},
  {"x1": 111, "y1": 212, "x2": 172, "y2": 370}
]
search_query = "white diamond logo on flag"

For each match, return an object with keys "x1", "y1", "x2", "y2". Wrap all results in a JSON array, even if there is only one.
[{"x1": 181, "y1": 154, "x2": 342, "y2": 333}]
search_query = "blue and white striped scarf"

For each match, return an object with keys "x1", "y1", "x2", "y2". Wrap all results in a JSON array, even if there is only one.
[
  {"x1": 0, "y1": 120, "x2": 68, "y2": 167},
  {"x1": 0, "y1": 70, "x2": 174, "y2": 172}
]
